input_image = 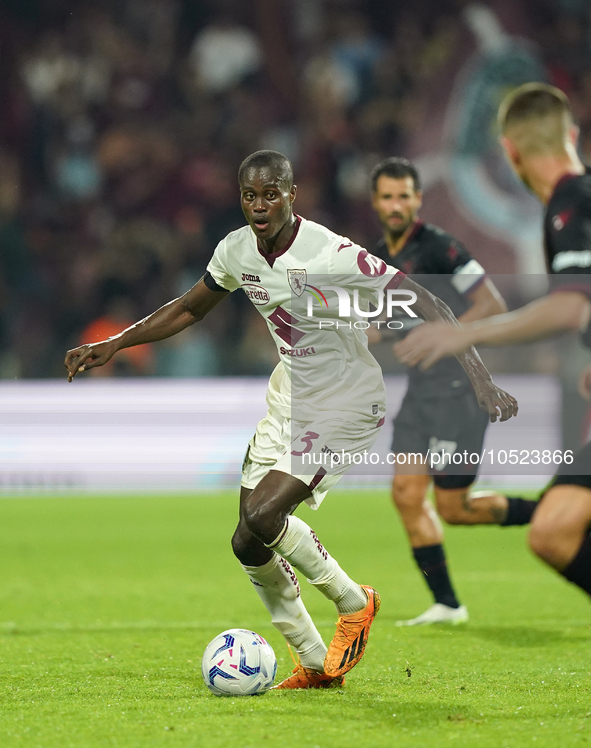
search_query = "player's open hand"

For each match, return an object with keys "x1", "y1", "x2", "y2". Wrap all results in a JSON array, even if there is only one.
[
  {"x1": 472, "y1": 379, "x2": 518, "y2": 423},
  {"x1": 64, "y1": 340, "x2": 118, "y2": 382},
  {"x1": 394, "y1": 321, "x2": 518, "y2": 422},
  {"x1": 393, "y1": 321, "x2": 473, "y2": 369}
]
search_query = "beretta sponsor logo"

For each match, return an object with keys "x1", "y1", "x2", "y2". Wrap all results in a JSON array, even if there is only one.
[{"x1": 243, "y1": 283, "x2": 270, "y2": 305}]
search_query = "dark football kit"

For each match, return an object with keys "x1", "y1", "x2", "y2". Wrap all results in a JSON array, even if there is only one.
[{"x1": 373, "y1": 222, "x2": 489, "y2": 488}]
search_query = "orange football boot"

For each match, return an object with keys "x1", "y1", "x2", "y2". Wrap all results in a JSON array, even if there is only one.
[
  {"x1": 324, "y1": 585, "x2": 380, "y2": 678},
  {"x1": 273, "y1": 664, "x2": 345, "y2": 690}
]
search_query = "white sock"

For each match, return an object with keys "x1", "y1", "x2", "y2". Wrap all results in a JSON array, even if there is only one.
[
  {"x1": 242, "y1": 554, "x2": 327, "y2": 671},
  {"x1": 268, "y1": 515, "x2": 367, "y2": 615}
]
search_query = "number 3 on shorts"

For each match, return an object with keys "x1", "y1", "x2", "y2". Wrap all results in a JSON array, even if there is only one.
[{"x1": 291, "y1": 431, "x2": 320, "y2": 456}]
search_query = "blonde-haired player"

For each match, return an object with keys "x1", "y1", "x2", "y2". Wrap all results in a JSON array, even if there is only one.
[{"x1": 396, "y1": 83, "x2": 591, "y2": 601}]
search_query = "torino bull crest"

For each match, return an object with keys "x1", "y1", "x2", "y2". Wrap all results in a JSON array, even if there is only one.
[{"x1": 288, "y1": 269, "x2": 307, "y2": 297}]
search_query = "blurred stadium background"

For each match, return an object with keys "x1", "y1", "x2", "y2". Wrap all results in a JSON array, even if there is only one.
[{"x1": 1, "y1": 0, "x2": 590, "y2": 494}]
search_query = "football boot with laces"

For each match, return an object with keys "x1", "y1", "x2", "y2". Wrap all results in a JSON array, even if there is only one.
[{"x1": 324, "y1": 585, "x2": 380, "y2": 678}]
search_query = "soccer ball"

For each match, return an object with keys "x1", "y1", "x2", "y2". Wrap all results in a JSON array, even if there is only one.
[{"x1": 201, "y1": 629, "x2": 277, "y2": 696}]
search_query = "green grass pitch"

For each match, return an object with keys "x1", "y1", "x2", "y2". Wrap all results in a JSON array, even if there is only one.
[{"x1": 2, "y1": 491, "x2": 590, "y2": 748}]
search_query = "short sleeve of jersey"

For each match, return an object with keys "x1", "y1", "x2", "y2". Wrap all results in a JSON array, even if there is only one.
[
  {"x1": 548, "y1": 186, "x2": 591, "y2": 298},
  {"x1": 433, "y1": 235, "x2": 486, "y2": 296},
  {"x1": 329, "y1": 242, "x2": 404, "y2": 299},
  {"x1": 206, "y1": 239, "x2": 241, "y2": 293}
]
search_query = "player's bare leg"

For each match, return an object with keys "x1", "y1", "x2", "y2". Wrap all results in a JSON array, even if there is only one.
[
  {"x1": 392, "y1": 455, "x2": 538, "y2": 627},
  {"x1": 233, "y1": 471, "x2": 378, "y2": 685},
  {"x1": 233, "y1": 487, "x2": 274, "y2": 565},
  {"x1": 391, "y1": 459, "x2": 466, "y2": 626},
  {"x1": 529, "y1": 486, "x2": 591, "y2": 597},
  {"x1": 392, "y1": 469, "x2": 441, "y2": 546},
  {"x1": 434, "y1": 486, "x2": 537, "y2": 527},
  {"x1": 435, "y1": 487, "x2": 512, "y2": 525},
  {"x1": 232, "y1": 484, "x2": 331, "y2": 683}
]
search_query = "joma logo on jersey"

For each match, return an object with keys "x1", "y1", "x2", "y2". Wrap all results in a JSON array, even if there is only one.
[
  {"x1": 242, "y1": 283, "x2": 270, "y2": 305},
  {"x1": 321, "y1": 445, "x2": 340, "y2": 464},
  {"x1": 242, "y1": 273, "x2": 261, "y2": 282}
]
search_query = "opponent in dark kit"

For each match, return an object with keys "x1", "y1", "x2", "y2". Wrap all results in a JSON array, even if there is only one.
[
  {"x1": 397, "y1": 84, "x2": 591, "y2": 603},
  {"x1": 370, "y1": 158, "x2": 537, "y2": 625}
]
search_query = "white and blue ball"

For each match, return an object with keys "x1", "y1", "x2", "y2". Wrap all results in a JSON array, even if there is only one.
[{"x1": 202, "y1": 629, "x2": 277, "y2": 696}]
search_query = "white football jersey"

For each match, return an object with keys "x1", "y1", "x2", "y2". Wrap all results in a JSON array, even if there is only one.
[{"x1": 206, "y1": 216, "x2": 404, "y2": 422}]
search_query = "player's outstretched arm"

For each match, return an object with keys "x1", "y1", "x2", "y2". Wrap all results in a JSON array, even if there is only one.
[
  {"x1": 395, "y1": 276, "x2": 518, "y2": 423},
  {"x1": 396, "y1": 291, "x2": 591, "y2": 367},
  {"x1": 459, "y1": 277, "x2": 507, "y2": 323},
  {"x1": 64, "y1": 277, "x2": 229, "y2": 381}
]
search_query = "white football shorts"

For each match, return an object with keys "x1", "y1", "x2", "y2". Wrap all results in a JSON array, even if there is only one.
[{"x1": 241, "y1": 408, "x2": 384, "y2": 509}]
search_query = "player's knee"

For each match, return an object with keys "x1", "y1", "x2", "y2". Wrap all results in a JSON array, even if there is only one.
[
  {"x1": 391, "y1": 475, "x2": 426, "y2": 512},
  {"x1": 434, "y1": 488, "x2": 467, "y2": 525},
  {"x1": 231, "y1": 521, "x2": 272, "y2": 566},
  {"x1": 242, "y1": 495, "x2": 276, "y2": 544},
  {"x1": 231, "y1": 524, "x2": 250, "y2": 562},
  {"x1": 242, "y1": 499, "x2": 266, "y2": 536},
  {"x1": 528, "y1": 519, "x2": 561, "y2": 566},
  {"x1": 437, "y1": 501, "x2": 464, "y2": 525}
]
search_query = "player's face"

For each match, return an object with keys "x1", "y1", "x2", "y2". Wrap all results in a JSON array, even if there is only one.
[
  {"x1": 372, "y1": 175, "x2": 422, "y2": 237},
  {"x1": 240, "y1": 167, "x2": 296, "y2": 241}
]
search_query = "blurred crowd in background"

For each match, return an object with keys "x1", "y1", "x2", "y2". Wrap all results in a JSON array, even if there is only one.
[{"x1": 1, "y1": 0, "x2": 591, "y2": 379}]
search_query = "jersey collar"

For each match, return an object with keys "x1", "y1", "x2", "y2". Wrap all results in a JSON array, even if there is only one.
[
  {"x1": 402, "y1": 219, "x2": 423, "y2": 249},
  {"x1": 548, "y1": 168, "x2": 589, "y2": 204},
  {"x1": 257, "y1": 215, "x2": 302, "y2": 268},
  {"x1": 391, "y1": 219, "x2": 423, "y2": 257}
]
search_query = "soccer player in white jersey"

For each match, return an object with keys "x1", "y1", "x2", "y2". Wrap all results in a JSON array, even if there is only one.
[{"x1": 65, "y1": 151, "x2": 517, "y2": 689}]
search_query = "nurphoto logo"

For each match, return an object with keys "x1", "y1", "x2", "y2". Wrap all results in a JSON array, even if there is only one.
[{"x1": 304, "y1": 286, "x2": 418, "y2": 330}]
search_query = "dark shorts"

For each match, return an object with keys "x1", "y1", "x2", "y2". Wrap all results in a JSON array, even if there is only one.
[
  {"x1": 541, "y1": 441, "x2": 591, "y2": 495},
  {"x1": 391, "y1": 386, "x2": 489, "y2": 489}
]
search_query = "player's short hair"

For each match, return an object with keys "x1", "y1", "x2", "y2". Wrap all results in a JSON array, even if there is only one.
[
  {"x1": 498, "y1": 82, "x2": 574, "y2": 155},
  {"x1": 370, "y1": 157, "x2": 421, "y2": 193},
  {"x1": 238, "y1": 150, "x2": 294, "y2": 188}
]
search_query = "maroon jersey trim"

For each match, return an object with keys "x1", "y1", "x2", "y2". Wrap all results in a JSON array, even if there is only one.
[
  {"x1": 400, "y1": 220, "x2": 424, "y2": 250},
  {"x1": 308, "y1": 467, "x2": 327, "y2": 491},
  {"x1": 257, "y1": 215, "x2": 302, "y2": 268},
  {"x1": 384, "y1": 272, "x2": 407, "y2": 291}
]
